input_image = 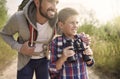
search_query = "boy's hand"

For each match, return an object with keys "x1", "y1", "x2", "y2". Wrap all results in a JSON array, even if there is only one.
[{"x1": 63, "y1": 46, "x2": 75, "y2": 58}]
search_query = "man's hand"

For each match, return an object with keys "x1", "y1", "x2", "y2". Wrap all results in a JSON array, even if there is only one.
[
  {"x1": 20, "y1": 41, "x2": 35, "y2": 56},
  {"x1": 80, "y1": 32, "x2": 91, "y2": 45}
]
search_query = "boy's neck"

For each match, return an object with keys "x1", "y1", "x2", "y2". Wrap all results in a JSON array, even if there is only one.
[{"x1": 63, "y1": 33, "x2": 75, "y2": 40}]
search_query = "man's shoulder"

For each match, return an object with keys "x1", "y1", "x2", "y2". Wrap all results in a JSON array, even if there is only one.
[
  {"x1": 10, "y1": 11, "x2": 26, "y2": 22},
  {"x1": 9, "y1": 11, "x2": 28, "y2": 29},
  {"x1": 13, "y1": 11, "x2": 28, "y2": 24},
  {"x1": 14, "y1": 11, "x2": 25, "y2": 18}
]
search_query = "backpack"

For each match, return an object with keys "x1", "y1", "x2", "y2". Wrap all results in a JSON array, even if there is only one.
[{"x1": 18, "y1": 0, "x2": 29, "y2": 11}]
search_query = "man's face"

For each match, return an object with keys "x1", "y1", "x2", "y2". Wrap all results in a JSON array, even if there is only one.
[{"x1": 39, "y1": 0, "x2": 59, "y2": 19}]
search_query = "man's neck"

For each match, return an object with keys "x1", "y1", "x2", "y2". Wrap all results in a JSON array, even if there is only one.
[{"x1": 36, "y1": 12, "x2": 48, "y2": 25}]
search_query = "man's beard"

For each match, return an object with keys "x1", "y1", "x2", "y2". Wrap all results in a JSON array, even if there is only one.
[{"x1": 39, "y1": 6, "x2": 56, "y2": 20}]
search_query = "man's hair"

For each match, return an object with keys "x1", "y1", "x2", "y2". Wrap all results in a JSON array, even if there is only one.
[{"x1": 58, "y1": 8, "x2": 79, "y2": 23}]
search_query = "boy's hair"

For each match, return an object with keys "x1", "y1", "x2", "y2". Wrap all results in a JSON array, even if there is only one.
[{"x1": 58, "y1": 8, "x2": 79, "y2": 23}]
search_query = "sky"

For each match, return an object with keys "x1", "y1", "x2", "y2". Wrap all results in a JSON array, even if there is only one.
[{"x1": 6, "y1": 0, "x2": 120, "y2": 23}]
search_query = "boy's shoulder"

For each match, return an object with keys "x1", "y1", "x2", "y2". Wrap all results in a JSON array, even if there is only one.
[
  {"x1": 52, "y1": 35, "x2": 63, "y2": 44},
  {"x1": 53, "y1": 34, "x2": 62, "y2": 39}
]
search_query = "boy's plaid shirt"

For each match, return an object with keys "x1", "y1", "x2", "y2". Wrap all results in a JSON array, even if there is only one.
[{"x1": 49, "y1": 35, "x2": 94, "y2": 79}]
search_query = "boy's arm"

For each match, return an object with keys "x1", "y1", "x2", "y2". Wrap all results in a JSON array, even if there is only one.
[
  {"x1": 80, "y1": 33, "x2": 94, "y2": 66},
  {"x1": 49, "y1": 40, "x2": 75, "y2": 71},
  {"x1": 56, "y1": 46, "x2": 75, "y2": 70},
  {"x1": 83, "y1": 47, "x2": 94, "y2": 66},
  {"x1": 55, "y1": 53, "x2": 67, "y2": 70}
]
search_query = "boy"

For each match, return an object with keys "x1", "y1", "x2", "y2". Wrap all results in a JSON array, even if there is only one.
[{"x1": 49, "y1": 8, "x2": 94, "y2": 79}]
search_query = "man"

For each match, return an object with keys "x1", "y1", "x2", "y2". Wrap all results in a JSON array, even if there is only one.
[{"x1": 0, "y1": 0, "x2": 58, "y2": 79}]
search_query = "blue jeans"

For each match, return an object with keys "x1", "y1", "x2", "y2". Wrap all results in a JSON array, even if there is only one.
[{"x1": 17, "y1": 57, "x2": 49, "y2": 79}]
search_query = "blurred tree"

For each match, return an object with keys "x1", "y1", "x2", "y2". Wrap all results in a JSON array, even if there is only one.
[{"x1": 0, "y1": 0, "x2": 7, "y2": 28}]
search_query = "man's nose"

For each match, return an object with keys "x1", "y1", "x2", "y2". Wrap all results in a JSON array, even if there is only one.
[{"x1": 52, "y1": 3, "x2": 57, "y2": 12}]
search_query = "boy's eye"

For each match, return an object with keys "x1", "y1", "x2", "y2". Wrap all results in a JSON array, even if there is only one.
[{"x1": 69, "y1": 21, "x2": 79, "y2": 25}]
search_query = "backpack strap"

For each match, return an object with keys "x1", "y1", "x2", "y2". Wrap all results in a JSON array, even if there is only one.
[
  {"x1": 28, "y1": 24, "x2": 37, "y2": 46},
  {"x1": 18, "y1": 0, "x2": 30, "y2": 10}
]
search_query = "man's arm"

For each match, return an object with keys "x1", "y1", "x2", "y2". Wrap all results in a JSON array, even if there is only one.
[{"x1": 0, "y1": 13, "x2": 22, "y2": 52}]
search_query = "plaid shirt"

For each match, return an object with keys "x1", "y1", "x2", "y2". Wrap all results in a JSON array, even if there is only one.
[{"x1": 49, "y1": 35, "x2": 94, "y2": 79}]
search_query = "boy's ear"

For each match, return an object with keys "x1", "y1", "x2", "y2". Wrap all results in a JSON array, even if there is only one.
[{"x1": 58, "y1": 21, "x2": 63, "y2": 29}]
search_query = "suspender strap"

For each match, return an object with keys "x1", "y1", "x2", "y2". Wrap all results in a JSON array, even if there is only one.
[{"x1": 29, "y1": 24, "x2": 37, "y2": 46}]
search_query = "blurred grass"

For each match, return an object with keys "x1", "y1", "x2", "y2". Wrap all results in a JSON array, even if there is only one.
[
  {"x1": 78, "y1": 23, "x2": 120, "y2": 79},
  {"x1": 0, "y1": 37, "x2": 17, "y2": 71}
]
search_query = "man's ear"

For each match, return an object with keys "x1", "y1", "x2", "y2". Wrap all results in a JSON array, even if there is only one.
[{"x1": 34, "y1": 0, "x2": 39, "y2": 7}]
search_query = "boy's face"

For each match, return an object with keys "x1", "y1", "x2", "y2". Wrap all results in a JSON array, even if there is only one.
[{"x1": 59, "y1": 15, "x2": 80, "y2": 38}]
